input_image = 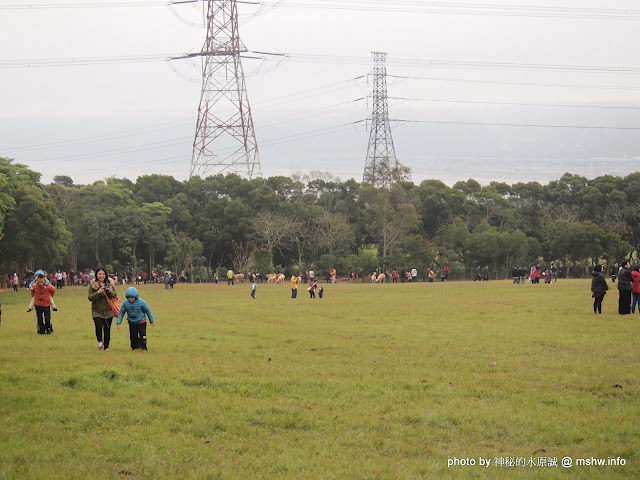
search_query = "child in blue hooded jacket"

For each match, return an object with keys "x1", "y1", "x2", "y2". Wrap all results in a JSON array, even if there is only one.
[{"x1": 116, "y1": 287, "x2": 155, "y2": 350}]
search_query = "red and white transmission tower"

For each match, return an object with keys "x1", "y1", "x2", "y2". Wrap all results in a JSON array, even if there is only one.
[{"x1": 189, "y1": 0, "x2": 262, "y2": 179}]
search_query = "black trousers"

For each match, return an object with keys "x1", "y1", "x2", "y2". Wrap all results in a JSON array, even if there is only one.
[
  {"x1": 593, "y1": 295, "x2": 604, "y2": 313},
  {"x1": 93, "y1": 317, "x2": 113, "y2": 348},
  {"x1": 619, "y1": 290, "x2": 631, "y2": 315},
  {"x1": 128, "y1": 322, "x2": 148, "y2": 350},
  {"x1": 35, "y1": 306, "x2": 52, "y2": 334}
]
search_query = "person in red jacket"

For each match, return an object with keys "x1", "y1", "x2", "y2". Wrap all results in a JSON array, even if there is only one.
[
  {"x1": 631, "y1": 265, "x2": 640, "y2": 314},
  {"x1": 31, "y1": 271, "x2": 56, "y2": 334}
]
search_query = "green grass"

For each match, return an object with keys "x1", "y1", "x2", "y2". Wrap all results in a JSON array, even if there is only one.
[{"x1": 0, "y1": 280, "x2": 638, "y2": 479}]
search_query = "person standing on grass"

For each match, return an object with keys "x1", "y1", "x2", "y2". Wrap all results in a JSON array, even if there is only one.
[
  {"x1": 117, "y1": 287, "x2": 155, "y2": 351},
  {"x1": 251, "y1": 281, "x2": 257, "y2": 299},
  {"x1": 290, "y1": 274, "x2": 299, "y2": 299},
  {"x1": 617, "y1": 260, "x2": 633, "y2": 315},
  {"x1": 308, "y1": 279, "x2": 317, "y2": 299},
  {"x1": 519, "y1": 265, "x2": 527, "y2": 285},
  {"x1": 88, "y1": 267, "x2": 117, "y2": 351},
  {"x1": 631, "y1": 265, "x2": 640, "y2": 314},
  {"x1": 591, "y1": 264, "x2": 608, "y2": 314},
  {"x1": 512, "y1": 265, "x2": 520, "y2": 284}
]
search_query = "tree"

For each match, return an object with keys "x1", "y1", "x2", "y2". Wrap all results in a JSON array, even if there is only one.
[
  {"x1": 417, "y1": 179, "x2": 464, "y2": 236},
  {"x1": 362, "y1": 156, "x2": 411, "y2": 189},
  {"x1": 165, "y1": 232, "x2": 204, "y2": 279},
  {"x1": 231, "y1": 240, "x2": 252, "y2": 273},
  {"x1": 545, "y1": 221, "x2": 604, "y2": 277},
  {"x1": 0, "y1": 173, "x2": 16, "y2": 236},
  {"x1": 52, "y1": 175, "x2": 74, "y2": 188},
  {"x1": 1, "y1": 185, "x2": 69, "y2": 274},
  {"x1": 251, "y1": 212, "x2": 300, "y2": 266},
  {"x1": 250, "y1": 248, "x2": 272, "y2": 275},
  {"x1": 133, "y1": 174, "x2": 184, "y2": 204},
  {"x1": 360, "y1": 183, "x2": 420, "y2": 270},
  {"x1": 313, "y1": 211, "x2": 355, "y2": 258},
  {"x1": 0, "y1": 159, "x2": 69, "y2": 281},
  {"x1": 141, "y1": 202, "x2": 172, "y2": 276}
]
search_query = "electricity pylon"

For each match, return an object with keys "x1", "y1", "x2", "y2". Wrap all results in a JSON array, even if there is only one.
[
  {"x1": 189, "y1": 0, "x2": 262, "y2": 179},
  {"x1": 363, "y1": 51, "x2": 399, "y2": 188}
]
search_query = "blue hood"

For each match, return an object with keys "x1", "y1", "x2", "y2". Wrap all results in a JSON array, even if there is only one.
[
  {"x1": 125, "y1": 287, "x2": 139, "y2": 299},
  {"x1": 34, "y1": 269, "x2": 45, "y2": 277}
]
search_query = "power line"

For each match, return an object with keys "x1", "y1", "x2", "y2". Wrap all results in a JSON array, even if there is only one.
[
  {"x1": 0, "y1": 54, "x2": 174, "y2": 69},
  {"x1": 3, "y1": 75, "x2": 366, "y2": 152},
  {"x1": 254, "y1": 0, "x2": 640, "y2": 20},
  {"x1": 0, "y1": 1, "x2": 168, "y2": 9},
  {"x1": 392, "y1": 119, "x2": 640, "y2": 130},
  {"x1": 3, "y1": 0, "x2": 640, "y2": 22},
  {"x1": 265, "y1": 53, "x2": 640, "y2": 74},
  {"x1": 387, "y1": 97, "x2": 640, "y2": 111},
  {"x1": 7, "y1": 51, "x2": 640, "y2": 78},
  {"x1": 389, "y1": 74, "x2": 640, "y2": 91}
]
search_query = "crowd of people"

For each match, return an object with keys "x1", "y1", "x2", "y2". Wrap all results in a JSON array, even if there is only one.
[
  {"x1": 592, "y1": 260, "x2": 640, "y2": 316},
  {"x1": 11, "y1": 260, "x2": 637, "y2": 348},
  {"x1": 14, "y1": 267, "x2": 156, "y2": 351},
  {"x1": 511, "y1": 264, "x2": 559, "y2": 284}
]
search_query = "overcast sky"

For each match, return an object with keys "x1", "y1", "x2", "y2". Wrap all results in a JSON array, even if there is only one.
[{"x1": 1, "y1": 0, "x2": 639, "y2": 186}]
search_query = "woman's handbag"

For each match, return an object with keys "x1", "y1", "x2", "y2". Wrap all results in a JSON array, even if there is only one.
[{"x1": 102, "y1": 290, "x2": 120, "y2": 317}]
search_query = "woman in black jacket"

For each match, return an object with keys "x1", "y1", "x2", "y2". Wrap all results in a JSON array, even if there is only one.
[
  {"x1": 617, "y1": 260, "x2": 633, "y2": 315},
  {"x1": 591, "y1": 264, "x2": 608, "y2": 314}
]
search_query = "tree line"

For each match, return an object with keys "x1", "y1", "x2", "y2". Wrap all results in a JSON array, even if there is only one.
[{"x1": 0, "y1": 156, "x2": 636, "y2": 285}]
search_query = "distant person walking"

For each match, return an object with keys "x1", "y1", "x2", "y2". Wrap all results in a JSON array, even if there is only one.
[
  {"x1": 512, "y1": 265, "x2": 520, "y2": 284},
  {"x1": 474, "y1": 266, "x2": 482, "y2": 282},
  {"x1": 617, "y1": 260, "x2": 633, "y2": 315},
  {"x1": 227, "y1": 268, "x2": 234, "y2": 285},
  {"x1": 519, "y1": 265, "x2": 527, "y2": 285},
  {"x1": 291, "y1": 274, "x2": 299, "y2": 299},
  {"x1": 591, "y1": 264, "x2": 608, "y2": 314}
]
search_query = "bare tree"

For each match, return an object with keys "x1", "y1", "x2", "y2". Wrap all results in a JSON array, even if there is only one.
[
  {"x1": 231, "y1": 240, "x2": 252, "y2": 273},
  {"x1": 313, "y1": 211, "x2": 355, "y2": 257},
  {"x1": 603, "y1": 203, "x2": 628, "y2": 237},
  {"x1": 251, "y1": 212, "x2": 301, "y2": 266}
]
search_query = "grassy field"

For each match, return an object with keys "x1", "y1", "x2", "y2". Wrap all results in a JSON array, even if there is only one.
[{"x1": 0, "y1": 279, "x2": 638, "y2": 479}]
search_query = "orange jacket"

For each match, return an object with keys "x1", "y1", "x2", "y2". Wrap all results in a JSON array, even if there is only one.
[{"x1": 31, "y1": 282, "x2": 56, "y2": 307}]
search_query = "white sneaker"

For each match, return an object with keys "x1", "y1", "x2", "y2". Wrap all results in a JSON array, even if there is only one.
[{"x1": 98, "y1": 342, "x2": 104, "y2": 350}]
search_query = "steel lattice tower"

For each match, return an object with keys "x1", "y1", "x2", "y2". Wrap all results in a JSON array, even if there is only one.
[
  {"x1": 190, "y1": 0, "x2": 262, "y2": 179},
  {"x1": 363, "y1": 52, "x2": 398, "y2": 188}
]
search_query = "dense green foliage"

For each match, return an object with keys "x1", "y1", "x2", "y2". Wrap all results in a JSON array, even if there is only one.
[
  {"x1": 0, "y1": 156, "x2": 636, "y2": 283},
  {"x1": 0, "y1": 281, "x2": 638, "y2": 478}
]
